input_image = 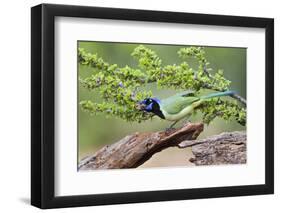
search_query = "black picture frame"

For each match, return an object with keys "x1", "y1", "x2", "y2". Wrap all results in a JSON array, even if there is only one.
[{"x1": 31, "y1": 3, "x2": 274, "y2": 209}]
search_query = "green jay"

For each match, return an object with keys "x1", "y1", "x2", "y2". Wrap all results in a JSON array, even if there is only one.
[{"x1": 138, "y1": 90, "x2": 235, "y2": 128}]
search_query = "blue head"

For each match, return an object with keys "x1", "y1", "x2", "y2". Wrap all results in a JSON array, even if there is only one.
[
  {"x1": 138, "y1": 98, "x2": 165, "y2": 119},
  {"x1": 139, "y1": 98, "x2": 161, "y2": 112}
]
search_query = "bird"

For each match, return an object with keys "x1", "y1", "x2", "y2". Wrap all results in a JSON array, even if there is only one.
[{"x1": 137, "y1": 90, "x2": 236, "y2": 128}]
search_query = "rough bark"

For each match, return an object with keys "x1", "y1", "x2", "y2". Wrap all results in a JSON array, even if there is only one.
[
  {"x1": 79, "y1": 123, "x2": 204, "y2": 170},
  {"x1": 79, "y1": 125, "x2": 246, "y2": 170},
  {"x1": 179, "y1": 131, "x2": 246, "y2": 165}
]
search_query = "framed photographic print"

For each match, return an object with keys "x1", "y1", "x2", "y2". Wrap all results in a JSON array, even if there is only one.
[{"x1": 31, "y1": 3, "x2": 274, "y2": 209}]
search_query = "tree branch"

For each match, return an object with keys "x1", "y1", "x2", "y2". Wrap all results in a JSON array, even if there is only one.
[
  {"x1": 78, "y1": 123, "x2": 204, "y2": 170},
  {"x1": 230, "y1": 93, "x2": 247, "y2": 106},
  {"x1": 179, "y1": 131, "x2": 246, "y2": 165},
  {"x1": 178, "y1": 131, "x2": 246, "y2": 148},
  {"x1": 144, "y1": 69, "x2": 247, "y2": 107},
  {"x1": 79, "y1": 124, "x2": 246, "y2": 170}
]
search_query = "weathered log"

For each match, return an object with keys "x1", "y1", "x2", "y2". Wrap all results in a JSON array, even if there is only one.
[
  {"x1": 179, "y1": 131, "x2": 247, "y2": 165},
  {"x1": 79, "y1": 124, "x2": 247, "y2": 170},
  {"x1": 78, "y1": 123, "x2": 204, "y2": 170}
]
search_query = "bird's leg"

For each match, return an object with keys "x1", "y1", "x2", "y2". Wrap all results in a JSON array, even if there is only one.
[
  {"x1": 165, "y1": 120, "x2": 179, "y2": 132},
  {"x1": 169, "y1": 120, "x2": 179, "y2": 128},
  {"x1": 183, "y1": 119, "x2": 191, "y2": 125},
  {"x1": 182, "y1": 114, "x2": 192, "y2": 125}
]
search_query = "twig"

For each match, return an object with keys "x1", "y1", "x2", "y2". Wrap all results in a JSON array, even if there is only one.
[
  {"x1": 230, "y1": 93, "x2": 247, "y2": 106},
  {"x1": 200, "y1": 60, "x2": 247, "y2": 106}
]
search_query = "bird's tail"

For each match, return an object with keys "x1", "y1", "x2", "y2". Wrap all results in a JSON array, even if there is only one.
[{"x1": 201, "y1": 90, "x2": 236, "y2": 99}]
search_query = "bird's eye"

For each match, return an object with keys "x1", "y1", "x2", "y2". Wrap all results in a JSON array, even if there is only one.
[{"x1": 145, "y1": 99, "x2": 151, "y2": 105}]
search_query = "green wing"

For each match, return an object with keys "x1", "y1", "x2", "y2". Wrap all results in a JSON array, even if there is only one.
[
  {"x1": 170, "y1": 90, "x2": 195, "y2": 98},
  {"x1": 160, "y1": 90, "x2": 195, "y2": 103},
  {"x1": 161, "y1": 94, "x2": 199, "y2": 115}
]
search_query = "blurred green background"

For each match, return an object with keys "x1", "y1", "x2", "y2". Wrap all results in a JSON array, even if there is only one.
[{"x1": 78, "y1": 41, "x2": 246, "y2": 168}]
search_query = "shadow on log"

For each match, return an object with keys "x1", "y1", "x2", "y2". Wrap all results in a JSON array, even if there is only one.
[{"x1": 79, "y1": 123, "x2": 247, "y2": 171}]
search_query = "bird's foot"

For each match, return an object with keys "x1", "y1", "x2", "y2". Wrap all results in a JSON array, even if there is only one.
[
  {"x1": 165, "y1": 126, "x2": 176, "y2": 131},
  {"x1": 183, "y1": 120, "x2": 192, "y2": 125},
  {"x1": 165, "y1": 127, "x2": 176, "y2": 134},
  {"x1": 165, "y1": 121, "x2": 178, "y2": 133}
]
